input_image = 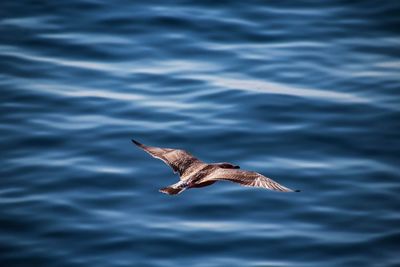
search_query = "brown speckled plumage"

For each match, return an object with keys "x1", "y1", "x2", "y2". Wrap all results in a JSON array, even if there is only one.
[{"x1": 132, "y1": 139, "x2": 299, "y2": 195}]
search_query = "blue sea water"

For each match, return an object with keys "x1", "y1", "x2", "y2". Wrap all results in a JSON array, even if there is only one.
[{"x1": 1, "y1": 1, "x2": 400, "y2": 266}]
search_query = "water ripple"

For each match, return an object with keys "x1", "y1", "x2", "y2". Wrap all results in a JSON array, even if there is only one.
[{"x1": 1, "y1": 1, "x2": 400, "y2": 266}]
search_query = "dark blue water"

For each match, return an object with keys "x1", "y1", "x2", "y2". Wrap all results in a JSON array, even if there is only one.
[{"x1": 1, "y1": 1, "x2": 400, "y2": 266}]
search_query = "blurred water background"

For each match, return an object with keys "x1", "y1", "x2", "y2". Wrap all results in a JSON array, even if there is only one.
[{"x1": 1, "y1": 1, "x2": 400, "y2": 266}]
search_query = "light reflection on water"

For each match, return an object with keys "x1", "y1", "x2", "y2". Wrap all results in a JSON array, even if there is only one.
[{"x1": 1, "y1": 1, "x2": 399, "y2": 267}]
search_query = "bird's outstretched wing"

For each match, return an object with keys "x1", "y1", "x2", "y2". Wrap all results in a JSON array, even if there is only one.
[
  {"x1": 202, "y1": 168, "x2": 298, "y2": 192},
  {"x1": 132, "y1": 139, "x2": 202, "y2": 177}
]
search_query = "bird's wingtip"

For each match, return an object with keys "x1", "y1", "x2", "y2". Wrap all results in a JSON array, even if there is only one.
[
  {"x1": 131, "y1": 139, "x2": 141, "y2": 146},
  {"x1": 294, "y1": 189, "x2": 301, "y2": 192}
]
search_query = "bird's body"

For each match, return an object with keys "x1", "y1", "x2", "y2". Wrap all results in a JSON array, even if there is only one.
[{"x1": 132, "y1": 139, "x2": 299, "y2": 195}]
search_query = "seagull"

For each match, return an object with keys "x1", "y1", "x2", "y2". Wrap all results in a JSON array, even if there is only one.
[{"x1": 132, "y1": 139, "x2": 299, "y2": 195}]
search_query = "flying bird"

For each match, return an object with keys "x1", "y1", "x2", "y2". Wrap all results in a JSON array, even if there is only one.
[{"x1": 132, "y1": 139, "x2": 299, "y2": 195}]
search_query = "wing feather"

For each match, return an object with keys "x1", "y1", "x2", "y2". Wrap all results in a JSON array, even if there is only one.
[
  {"x1": 202, "y1": 168, "x2": 297, "y2": 192},
  {"x1": 132, "y1": 139, "x2": 201, "y2": 176}
]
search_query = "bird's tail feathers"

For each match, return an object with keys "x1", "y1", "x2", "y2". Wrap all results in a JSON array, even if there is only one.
[{"x1": 159, "y1": 186, "x2": 185, "y2": 195}]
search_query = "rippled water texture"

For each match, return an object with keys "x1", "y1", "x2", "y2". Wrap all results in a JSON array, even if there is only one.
[{"x1": 1, "y1": 1, "x2": 400, "y2": 266}]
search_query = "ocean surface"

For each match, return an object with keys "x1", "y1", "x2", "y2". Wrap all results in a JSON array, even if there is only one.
[{"x1": 1, "y1": 1, "x2": 400, "y2": 266}]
